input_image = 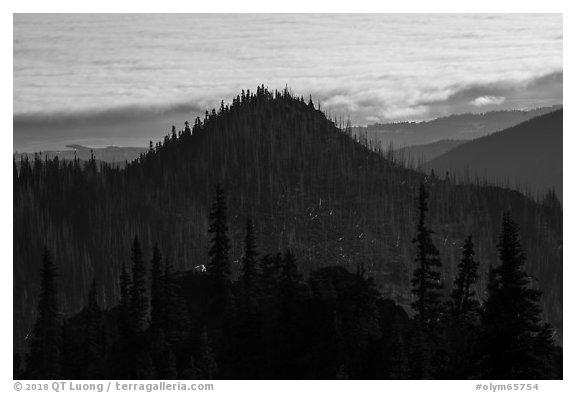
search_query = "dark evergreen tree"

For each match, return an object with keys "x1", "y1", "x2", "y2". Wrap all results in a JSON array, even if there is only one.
[
  {"x1": 26, "y1": 247, "x2": 62, "y2": 379},
  {"x1": 445, "y1": 236, "x2": 481, "y2": 379},
  {"x1": 409, "y1": 183, "x2": 444, "y2": 379},
  {"x1": 411, "y1": 183, "x2": 443, "y2": 325},
  {"x1": 171, "y1": 125, "x2": 177, "y2": 141},
  {"x1": 450, "y1": 235, "x2": 480, "y2": 320},
  {"x1": 129, "y1": 236, "x2": 148, "y2": 333},
  {"x1": 479, "y1": 212, "x2": 555, "y2": 379}
]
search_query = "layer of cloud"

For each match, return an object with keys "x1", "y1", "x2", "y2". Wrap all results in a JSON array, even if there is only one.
[
  {"x1": 312, "y1": 71, "x2": 562, "y2": 124},
  {"x1": 13, "y1": 13, "x2": 563, "y2": 149},
  {"x1": 470, "y1": 96, "x2": 506, "y2": 107}
]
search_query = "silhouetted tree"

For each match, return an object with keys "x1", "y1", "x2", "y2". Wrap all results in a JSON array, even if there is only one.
[
  {"x1": 26, "y1": 247, "x2": 62, "y2": 379},
  {"x1": 450, "y1": 236, "x2": 480, "y2": 320},
  {"x1": 479, "y1": 212, "x2": 554, "y2": 379},
  {"x1": 445, "y1": 236, "x2": 481, "y2": 379},
  {"x1": 411, "y1": 184, "x2": 443, "y2": 325},
  {"x1": 410, "y1": 184, "x2": 444, "y2": 378}
]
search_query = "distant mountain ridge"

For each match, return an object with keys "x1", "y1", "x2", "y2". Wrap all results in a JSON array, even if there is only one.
[
  {"x1": 14, "y1": 145, "x2": 148, "y2": 164},
  {"x1": 427, "y1": 109, "x2": 563, "y2": 201},
  {"x1": 353, "y1": 105, "x2": 562, "y2": 148}
]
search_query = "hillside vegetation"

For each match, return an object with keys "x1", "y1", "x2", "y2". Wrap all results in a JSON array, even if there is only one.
[{"x1": 14, "y1": 88, "x2": 562, "y2": 362}]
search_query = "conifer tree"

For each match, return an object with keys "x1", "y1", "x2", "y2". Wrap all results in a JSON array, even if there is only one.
[
  {"x1": 411, "y1": 183, "x2": 443, "y2": 325},
  {"x1": 129, "y1": 236, "x2": 148, "y2": 332},
  {"x1": 171, "y1": 125, "x2": 177, "y2": 141},
  {"x1": 479, "y1": 212, "x2": 554, "y2": 379},
  {"x1": 450, "y1": 235, "x2": 480, "y2": 320},
  {"x1": 208, "y1": 185, "x2": 231, "y2": 295},
  {"x1": 446, "y1": 236, "x2": 481, "y2": 379},
  {"x1": 410, "y1": 183, "x2": 444, "y2": 379},
  {"x1": 27, "y1": 247, "x2": 62, "y2": 379}
]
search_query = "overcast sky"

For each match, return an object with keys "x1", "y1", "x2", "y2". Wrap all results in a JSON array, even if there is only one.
[{"x1": 13, "y1": 14, "x2": 562, "y2": 150}]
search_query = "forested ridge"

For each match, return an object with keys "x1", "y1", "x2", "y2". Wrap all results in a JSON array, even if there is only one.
[
  {"x1": 14, "y1": 87, "x2": 562, "y2": 378},
  {"x1": 16, "y1": 184, "x2": 562, "y2": 379}
]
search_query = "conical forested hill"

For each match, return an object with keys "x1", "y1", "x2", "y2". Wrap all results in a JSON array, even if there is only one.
[{"x1": 13, "y1": 87, "x2": 562, "y2": 356}]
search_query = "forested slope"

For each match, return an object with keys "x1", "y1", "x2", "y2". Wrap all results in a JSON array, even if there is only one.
[{"x1": 14, "y1": 88, "x2": 562, "y2": 356}]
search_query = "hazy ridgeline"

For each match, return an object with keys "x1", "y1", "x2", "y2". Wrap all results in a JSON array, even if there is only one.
[
  {"x1": 353, "y1": 108, "x2": 562, "y2": 204},
  {"x1": 14, "y1": 88, "x2": 562, "y2": 379}
]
